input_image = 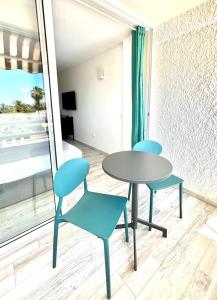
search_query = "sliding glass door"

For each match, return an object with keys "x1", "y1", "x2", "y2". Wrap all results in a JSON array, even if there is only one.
[{"x1": 0, "y1": 0, "x2": 57, "y2": 244}]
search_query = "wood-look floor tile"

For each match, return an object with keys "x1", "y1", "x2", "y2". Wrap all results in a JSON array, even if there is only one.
[
  {"x1": 0, "y1": 264, "x2": 15, "y2": 297},
  {"x1": 1, "y1": 141, "x2": 217, "y2": 300},
  {"x1": 182, "y1": 241, "x2": 217, "y2": 299}
]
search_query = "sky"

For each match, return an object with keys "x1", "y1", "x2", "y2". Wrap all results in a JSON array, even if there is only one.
[{"x1": 0, "y1": 69, "x2": 44, "y2": 105}]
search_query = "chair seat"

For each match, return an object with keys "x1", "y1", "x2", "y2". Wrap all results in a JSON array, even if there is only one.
[
  {"x1": 62, "y1": 191, "x2": 127, "y2": 239},
  {"x1": 147, "y1": 174, "x2": 183, "y2": 191}
]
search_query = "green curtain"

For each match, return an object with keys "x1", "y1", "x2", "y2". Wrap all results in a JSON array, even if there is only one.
[{"x1": 131, "y1": 26, "x2": 146, "y2": 147}]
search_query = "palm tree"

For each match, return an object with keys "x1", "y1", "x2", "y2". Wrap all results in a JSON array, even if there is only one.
[
  {"x1": 0, "y1": 103, "x2": 6, "y2": 113},
  {"x1": 14, "y1": 100, "x2": 24, "y2": 112},
  {"x1": 30, "y1": 86, "x2": 45, "y2": 112}
]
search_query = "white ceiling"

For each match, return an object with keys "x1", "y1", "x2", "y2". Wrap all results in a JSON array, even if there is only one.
[
  {"x1": 0, "y1": 0, "x2": 208, "y2": 71},
  {"x1": 53, "y1": 0, "x2": 130, "y2": 71},
  {"x1": 115, "y1": 0, "x2": 207, "y2": 27},
  {"x1": 53, "y1": 0, "x2": 208, "y2": 71},
  {"x1": 0, "y1": 0, "x2": 37, "y2": 32}
]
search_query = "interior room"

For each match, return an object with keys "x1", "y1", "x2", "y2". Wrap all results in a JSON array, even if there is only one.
[
  {"x1": 53, "y1": 0, "x2": 134, "y2": 153},
  {"x1": 0, "y1": 0, "x2": 217, "y2": 299}
]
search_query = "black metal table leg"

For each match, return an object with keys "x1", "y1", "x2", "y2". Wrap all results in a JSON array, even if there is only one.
[
  {"x1": 115, "y1": 223, "x2": 133, "y2": 229},
  {"x1": 132, "y1": 183, "x2": 138, "y2": 271},
  {"x1": 137, "y1": 218, "x2": 167, "y2": 238},
  {"x1": 115, "y1": 182, "x2": 167, "y2": 273}
]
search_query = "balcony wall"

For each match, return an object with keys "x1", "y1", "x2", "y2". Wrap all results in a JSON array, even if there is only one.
[{"x1": 149, "y1": 0, "x2": 217, "y2": 204}]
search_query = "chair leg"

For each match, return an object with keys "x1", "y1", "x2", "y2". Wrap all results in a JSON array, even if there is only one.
[
  {"x1": 128, "y1": 183, "x2": 132, "y2": 201},
  {"x1": 133, "y1": 227, "x2": 137, "y2": 271},
  {"x1": 33, "y1": 175, "x2": 36, "y2": 198},
  {"x1": 53, "y1": 220, "x2": 59, "y2": 268},
  {"x1": 43, "y1": 174, "x2": 47, "y2": 191},
  {"x1": 124, "y1": 207, "x2": 129, "y2": 242},
  {"x1": 179, "y1": 183, "x2": 183, "y2": 219},
  {"x1": 103, "y1": 239, "x2": 111, "y2": 299},
  {"x1": 149, "y1": 190, "x2": 154, "y2": 231},
  {"x1": 33, "y1": 175, "x2": 37, "y2": 213}
]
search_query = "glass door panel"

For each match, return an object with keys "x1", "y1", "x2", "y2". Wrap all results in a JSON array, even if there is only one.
[{"x1": 0, "y1": 0, "x2": 56, "y2": 244}]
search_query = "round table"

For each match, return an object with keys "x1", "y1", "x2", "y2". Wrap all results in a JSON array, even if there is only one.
[{"x1": 102, "y1": 151, "x2": 172, "y2": 270}]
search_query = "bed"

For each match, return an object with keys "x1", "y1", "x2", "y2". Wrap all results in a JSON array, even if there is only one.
[{"x1": 0, "y1": 140, "x2": 82, "y2": 208}]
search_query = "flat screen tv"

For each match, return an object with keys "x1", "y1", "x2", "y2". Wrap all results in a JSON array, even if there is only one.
[{"x1": 62, "y1": 91, "x2": 76, "y2": 110}]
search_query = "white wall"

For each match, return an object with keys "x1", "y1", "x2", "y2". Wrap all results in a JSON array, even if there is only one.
[
  {"x1": 58, "y1": 44, "x2": 123, "y2": 154},
  {"x1": 150, "y1": 0, "x2": 217, "y2": 204},
  {"x1": 122, "y1": 35, "x2": 132, "y2": 150}
]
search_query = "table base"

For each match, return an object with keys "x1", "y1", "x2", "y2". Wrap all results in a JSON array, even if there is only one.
[
  {"x1": 116, "y1": 219, "x2": 167, "y2": 270},
  {"x1": 137, "y1": 218, "x2": 167, "y2": 237},
  {"x1": 116, "y1": 221, "x2": 167, "y2": 237}
]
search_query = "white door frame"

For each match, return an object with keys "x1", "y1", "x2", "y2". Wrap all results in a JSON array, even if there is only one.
[
  {"x1": 0, "y1": 0, "x2": 62, "y2": 248},
  {"x1": 37, "y1": 0, "x2": 63, "y2": 169}
]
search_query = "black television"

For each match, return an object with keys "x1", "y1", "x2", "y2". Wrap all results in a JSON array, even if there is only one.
[{"x1": 62, "y1": 91, "x2": 76, "y2": 110}]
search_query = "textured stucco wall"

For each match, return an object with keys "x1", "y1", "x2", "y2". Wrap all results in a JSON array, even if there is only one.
[{"x1": 150, "y1": 0, "x2": 217, "y2": 203}]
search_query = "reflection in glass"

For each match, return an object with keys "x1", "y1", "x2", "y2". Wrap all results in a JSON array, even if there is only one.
[{"x1": 0, "y1": 1, "x2": 55, "y2": 244}]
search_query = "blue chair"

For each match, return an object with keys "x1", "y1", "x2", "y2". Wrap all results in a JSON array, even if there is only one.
[
  {"x1": 146, "y1": 175, "x2": 183, "y2": 230},
  {"x1": 133, "y1": 140, "x2": 162, "y2": 154},
  {"x1": 129, "y1": 140, "x2": 183, "y2": 230},
  {"x1": 128, "y1": 140, "x2": 162, "y2": 200},
  {"x1": 53, "y1": 158, "x2": 129, "y2": 299}
]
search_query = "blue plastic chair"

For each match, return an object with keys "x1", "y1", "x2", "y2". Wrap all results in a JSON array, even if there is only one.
[
  {"x1": 133, "y1": 140, "x2": 162, "y2": 154},
  {"x1": 129, "y1": 140, "x2": 183, "y2": 230},
  {"x1": 128, "y1": 140, "x2": 163, "y2": 200},
  {"x1": 146, "y1": 175, "x2": 183, "y2": 230},
  {"x1": 53, "y1": 158, "x2": 129, "y2": 299}
]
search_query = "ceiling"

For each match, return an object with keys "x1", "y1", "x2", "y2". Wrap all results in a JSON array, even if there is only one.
[
  {"x1": 53, "y1": 0, "x2": 208, "y2": 71},
  {"x1": 0, "y1": 0, "x2": 208, "y2": 71},
  {"x1": 53, "y1": 0, "x2": 130, "y2": 71},
  {"x1": 0, "y1": 0, "x2": 37, "y2": 32},
  {"x1": 115, "y1": 0, "x2": 208, "y2": 27}
]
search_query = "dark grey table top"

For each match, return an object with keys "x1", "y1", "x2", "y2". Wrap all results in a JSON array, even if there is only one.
[{"x1": 102, "y1": 151, "x2": 173, "y2": 184}]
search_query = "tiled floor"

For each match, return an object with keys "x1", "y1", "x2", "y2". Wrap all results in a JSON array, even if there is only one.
[
  {"x1": 0, "y1": 141, "x2": 217, "y2": 300},
  {"x1": 0, "y1": 190, "x2": 54, "y2": 244}
]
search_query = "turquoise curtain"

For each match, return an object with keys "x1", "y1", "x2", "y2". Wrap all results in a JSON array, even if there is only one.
[{"x1": 131, "y1": 26, "x2": 146, "y2": 147}]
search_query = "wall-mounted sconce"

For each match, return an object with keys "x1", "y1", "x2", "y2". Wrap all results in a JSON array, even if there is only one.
[{"x1": 96, "y1": 66, "x2": 104, "y2": 80}]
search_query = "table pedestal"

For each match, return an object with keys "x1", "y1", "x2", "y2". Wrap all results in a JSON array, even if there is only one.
[{"x1": 115, "y1": 183, "x2": 167, "y2": 271}]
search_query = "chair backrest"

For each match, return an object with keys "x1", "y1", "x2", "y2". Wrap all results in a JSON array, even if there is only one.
[
  {"x1": 54, "y1": 158, "x2": 90, "y2": 198},
  {"x1": 133, "y1": 140, "x2": 162, "y2": 155}
]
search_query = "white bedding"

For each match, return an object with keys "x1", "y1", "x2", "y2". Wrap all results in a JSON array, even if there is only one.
[{"x1": 0, "y1": 141, "x2": 82, "y2": 185}]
